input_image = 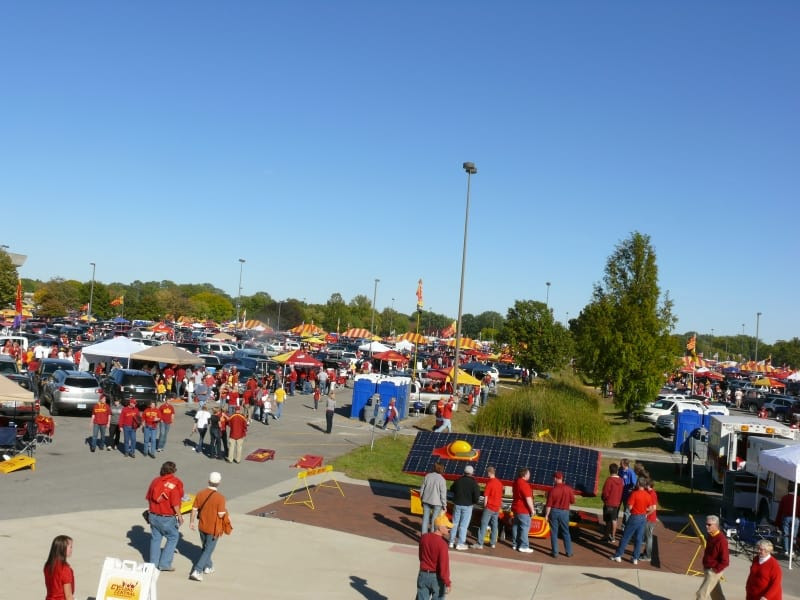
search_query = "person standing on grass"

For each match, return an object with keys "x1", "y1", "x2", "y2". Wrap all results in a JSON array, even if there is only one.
[
  {"x1": 601, "y1": 463, "x2": 624, "y2": 543},
  {"x1": 696, "y1": 514, "x2": 730, "y2": 600},
  {"x1": 474, "y1": 465, "x2": 503, "y2": 549}
]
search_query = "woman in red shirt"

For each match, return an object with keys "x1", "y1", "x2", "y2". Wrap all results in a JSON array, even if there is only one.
[{"x1": 44, "y1": 535, "x2": 74, "y2": 600}]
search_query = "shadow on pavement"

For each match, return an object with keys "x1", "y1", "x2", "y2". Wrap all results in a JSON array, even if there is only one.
[
  {"x1": 583, "y1": 573, "x2": 672, "y2": 600},
  {"x1": 349, "y1": 575, "x2": 389, "y2": 600}
]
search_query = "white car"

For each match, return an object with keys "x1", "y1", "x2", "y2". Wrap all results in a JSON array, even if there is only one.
[{"x1": 639, "y1": 395, "x2": 690, "y2": 424}]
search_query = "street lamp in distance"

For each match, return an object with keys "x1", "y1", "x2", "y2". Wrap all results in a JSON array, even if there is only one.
[
  {"x1": 88, "y1": 262, "x2": 96, "y2": 322},
  {"x1": 454, "y1": 161, "x2": 477, "y2": 392},
  {"x1": 236, "y1": 258, "x2": 245, "y2": 326}
]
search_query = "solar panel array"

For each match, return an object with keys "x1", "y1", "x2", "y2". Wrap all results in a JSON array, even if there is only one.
[{"x1": 402, "y1": 431, "x2": 601, "y2": 496}]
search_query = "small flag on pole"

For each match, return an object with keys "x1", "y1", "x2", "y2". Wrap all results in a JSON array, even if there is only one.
[{"x1": 416, "y1": 279, "x2": 424, "y2": 310}]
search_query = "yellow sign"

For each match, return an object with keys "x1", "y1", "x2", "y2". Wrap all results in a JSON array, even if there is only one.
[
  {"x1": 104, "y1": 577, "x2": 141, "y2": 600},
  {"x1": 298, "y1": 465, "x2": 333, "y2": 479}
]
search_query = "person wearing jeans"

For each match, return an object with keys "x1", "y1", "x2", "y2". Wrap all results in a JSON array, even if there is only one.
[
  {"x1": 611, "y1": 478, "x2": 654, "y2": 564},
  {"x1": 89, "y1": 395, "x2": 110, "y2": 452},
  {"x1": 120, "y1": 399, "x2": 140, "y2": 458},
  {"x1": 511, "y1": 467, "x2": 535, "y2": 553},
  {"x1": 449, "y1": 465, "x2": 481, "y2": 550},
  {"x1": 190, "y1": 471, "x2": 229, "y2": 581},
  {"x1": 145, "y1": 461, "x2": 184, "y2": 571},
  {"x1": 545, "y1": 471, "x2": 575, "y2": 558},
  {"x1": 419, "y1": 463, "x2": 447, "y2": 534},
  {"x1": 474, "y1": 466, "x2": 503, "y2": 549}
]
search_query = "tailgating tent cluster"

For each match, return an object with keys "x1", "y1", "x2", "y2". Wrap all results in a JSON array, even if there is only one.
[{"x1": 757, "y1": 445, "x2": 800, "y2": 569}]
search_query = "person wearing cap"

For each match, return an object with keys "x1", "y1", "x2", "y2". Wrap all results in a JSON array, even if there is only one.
[
  {"x1": 474, "y1": 465, "x2": 504, "y2": 549},
  {"x1": 145, "y1": 461, "x2": 185, "y2": 571},
  {"x1": 449, "y1": 464, "x2": 481, "y2": 550},
  {"x1": 226, "y1": 405, "x2": 248, "y2": 463},
  {"x1": 545, "y1": 471, "x2": 575, "y2": 558},
  {"x1": 511, "y1": 467, "x2": 535, "y2": 553},
  {"x1": 119, "y1": 398, "x2": 141, "y2": 458},
  {"x1": 189, "y1": 471, "x2": 229, "y2": 582},
  {"x1": 417, "y1": 513, "x2": 452, "y2": 599},
  {"x1": 89, "y1": 393, "x2": 110, "y2": 452}
]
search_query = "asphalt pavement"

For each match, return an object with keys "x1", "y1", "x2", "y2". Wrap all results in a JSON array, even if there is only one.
[{"x1": 2, "y1": 387, "x2": 798, "y2": 599}]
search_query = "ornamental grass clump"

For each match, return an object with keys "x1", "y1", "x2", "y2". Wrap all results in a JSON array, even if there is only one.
[{"x1": 472, "y1": 379, "x2": 612, "y2": 446}]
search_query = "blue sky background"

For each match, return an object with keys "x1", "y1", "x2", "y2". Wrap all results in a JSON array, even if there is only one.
[{"x1": 1, "y1": 2, "x2": 797, "y2": 343}]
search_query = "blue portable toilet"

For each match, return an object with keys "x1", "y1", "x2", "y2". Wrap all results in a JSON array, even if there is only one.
[
  {"x1": 377, "y1": 380, "x2": 409, "y2": 420},
  {"x1": 673, "y1": 410, "x2": 703, "y2": 453},
  {"x1": 351, "y1": 378, "x2": 377, "y2": 419}
]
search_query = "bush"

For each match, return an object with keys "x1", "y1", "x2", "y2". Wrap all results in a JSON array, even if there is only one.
[{"x1": 472, "y1": 378, "x2": 613, "y2": 446}]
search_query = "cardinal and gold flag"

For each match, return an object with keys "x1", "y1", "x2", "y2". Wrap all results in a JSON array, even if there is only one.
[
  {"x1": 110, "y1": 296, "x2": 124, "y2": 307},
  {"x1": 416, "y1": 279, "x2": 424, "y2": 310}
]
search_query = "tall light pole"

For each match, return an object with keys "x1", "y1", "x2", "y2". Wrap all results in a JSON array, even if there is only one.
[
  {"x1": 755, "y1": 312, "x2": 762, "y2": 363},
  {"x1": 454, "y1": 161, "x2": 477, "y2": 392},
  {"x1": 546, "y1": 281, "x2": 551, "y2": 308},
  {"x1": 236, "y1": 258, "x2": 245, "y2": 326},
  {"x1": 742, "y1": 323, "x2": 746, "y2": 357},
  {"x1": 277, "y1": 300, "x2": 283, "y2": 332},
  {"x1": 370, "y1": 278, "x2": 380, "y2": 340},
  {"x1": 88, "y1": 262, "x2": 96, "y2": 322},
  {"x1": 390, "y1": 297, "x2": 395, "y2": 336}
]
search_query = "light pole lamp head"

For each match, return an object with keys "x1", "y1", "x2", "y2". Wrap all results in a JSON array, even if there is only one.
[
  {"x1": 463, "y1": 162, "x2": 477, "y2": 175},
  {"x1": 239, "y1": 258, "x2": 245, "y2": 264}
]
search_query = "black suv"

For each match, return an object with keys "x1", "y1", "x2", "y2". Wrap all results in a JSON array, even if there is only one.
[{"x1": 102, "y1": 368, "x2": 157, "y2": 409}]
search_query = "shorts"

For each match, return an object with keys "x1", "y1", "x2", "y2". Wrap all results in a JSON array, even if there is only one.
[{"x1": 603, "y1": 505, "x2": 621, "y2": 522}]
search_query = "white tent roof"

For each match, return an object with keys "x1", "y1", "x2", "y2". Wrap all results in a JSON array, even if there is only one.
[
  {"x1": 79, "y1": 337, "x2": 148, "y2": 369},
  {"x1": 358, "y1": 341, "x2": 391, "y2": 353},
  {"x1": 759, "y1": 443, "x2": 800, "y2": 482},
  {"x1": 394, "y1": 339, "x2": 415, "y2": 352}
]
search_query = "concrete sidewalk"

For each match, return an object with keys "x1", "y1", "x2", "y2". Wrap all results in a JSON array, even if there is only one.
[{"x1": 3, "y1": 474, "x2": 795, "y2": 600}]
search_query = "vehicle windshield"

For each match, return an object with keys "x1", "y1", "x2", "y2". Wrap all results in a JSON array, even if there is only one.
[
  {"x1": 0, "y1": 362, "x2": 19, "y2": 374},
  {"x1": 123, "y1": 376, "x2": 155, "y2": 387},
  {"x1": 651, "y1": 400, "x2": 674, "y2": 409},
  {"x1": 65, "y1": 377, "x2": 98, "y2": 388}
]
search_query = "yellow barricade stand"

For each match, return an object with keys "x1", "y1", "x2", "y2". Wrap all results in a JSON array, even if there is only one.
[
  {"x1": 672, "y1": 513, "x2": 707, "y2": 576},
  {"x1": 0, "y1": 455, "x2": 36, "y2": 474},
  {"x1": 284, "y1": 465, "x2": 345, "y2": 510}
]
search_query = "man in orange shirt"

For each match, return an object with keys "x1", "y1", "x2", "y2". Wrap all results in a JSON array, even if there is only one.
[
  {"x1": 474, "y1": 465, "x2": 504, "y2": 549},
  {"x1": 611, "y1": 478, "x2": 655, "y2": 564},
  {"x1": 226, "y1": 406, "x2": 249, "y2": 464},
  {"x1": 189, "y1": 471, "x2": 230, "y2": 582},
  {"x1": 89, "y1": 393, "x2": 110, "y2": 452},
  {"x1": 157, "y1": 398, "x2": 175, "y2": 453},
  {"x1": 142, "y1": 401, "x2": 161, "y2": 458}
]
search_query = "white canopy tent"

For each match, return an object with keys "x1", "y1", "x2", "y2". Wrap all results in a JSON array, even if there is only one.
[
  {"x1": 394, "y1": 339, "x2": 415, "y2": 352},
  {"x1": 358, "y1": 341, "x2": 391, "y2": 355},
  {"x1": 79, "y1": 337, "x2": 148, "y2": 371},
  {"x1": 758, "y1": 444, "x2": 800, "y2": 568}
]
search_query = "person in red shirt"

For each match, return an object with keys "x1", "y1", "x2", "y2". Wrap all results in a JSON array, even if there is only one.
[
  {"x1": 612, "y1": 478, "x2": 655, "y2": 563},
  {"x1": 601, "y1": 463, "x2": 624, "y2": 542},
  {"x1": 145, "y1": 461, "x2": 185, "y2": 571},
  {"x1": 313, "y1": 385, "x2": 321, "y2": 411},
  {"x1": 546, "y1": 471, "x2": 576, "y2": 558},
  {"x1": 434, "y1": 397, "x2": 454, "y2": 433},
  {"x1": 417, "y1": 513, "x2": 452, "y2": 598},
  {"x1": 511, "y1": 467, "x2": 535, "y2": 553},
  {"x1": 44, "y1": 534, "x2": 74, "y2": 600},
  {"x1": 175, "y1": 366, "x2": 186, "y2": 398},
  {"x1": 119, "y1": 398, "x2": 141, "y2": 458},
  {"x1": 142, "y1": 401, "x2": 160, "y2": 458},
  {"x1": 287, "y1": 367, "x2": 298, "y2": 396},
  {"x1": 89, "y1": 394, "x2": 110, "y2": 452},
  {"x1": 775, "y1": 490, "x2": 800, "y2": 553},
  {"x1": 474, "y1": 465, "x2": 504, "y2": 549},
  {"x1": 226, "y1": 406, "x2": 249, "y2": 464},
  {"x1": 745, "y1": 539, "x2": 782, "y2": 600},
  {"x1": 697, "y1": 514, "x2": 730, "y2": 599},
  {"x1": 641, "y1": 478, "x2": 659, "y2": 561},
  {"x1": 219, "y1": 410, "x2": 229, "y2": 457},
  {"x1": 157, "y1": 398, "x2": 175, "y2": 453}
]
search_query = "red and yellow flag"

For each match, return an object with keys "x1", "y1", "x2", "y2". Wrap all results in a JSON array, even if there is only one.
[
  {"x1": 110, "y1": 296, "x2": 124, "y2": 306},
  {"x1": 441, "y1": 321, "x2": 456, "y2": 338},
  {"x1": 416, "y1": 279, "x2": 424, "y2": 310},
  {"x1": 686, "y1": 335, "x2": 696, "y2": 353},
  {"x1": 15, "y1": 278, "x2": 22, "y2": 314}
]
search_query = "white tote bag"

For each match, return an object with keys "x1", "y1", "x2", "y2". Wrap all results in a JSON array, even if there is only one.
[{"x1": 96, "y1": 557, "x2": 159, "y2": 600}]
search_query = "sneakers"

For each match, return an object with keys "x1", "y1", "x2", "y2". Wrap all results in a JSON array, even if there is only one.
[
  {"x1": 490, "y1": 544, "x2": 496, "y2": 548},
  {"x1": 472, "y1": 544, "x2": 484, "y2": 550},
  {"x1": 203, "y1": 567, "x2": 215, "y2": 574},
  {"x1": 639, "y1": 556, "x2": 650, "y2": 561},
  {"x1": 189, "y1": 571, "x2": 203, "y2": 581},
  {"x1": 632, "y1": 559, "x2": 638, "y2": 565},
  {"x1": 610, "y1": 556, "x2": 622, "y2": 562},
  {"x1": 449, "y1": 543, "x2": 455, "y2": 549},
  {"x1": 455, "y1": 544, "x2": 469, "y2": 551},
  {"x1": 518, "y1": 547, "x2": 534, "y2": 554}
]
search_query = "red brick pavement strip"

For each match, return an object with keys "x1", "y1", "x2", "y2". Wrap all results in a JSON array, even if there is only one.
[{"x1": 249, "y1": 481, "x2": 701, "y2": 573}]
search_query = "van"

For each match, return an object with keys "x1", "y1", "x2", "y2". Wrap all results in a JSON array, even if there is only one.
[{"x1": 0, "y1": 335, "x2": 29, "y2": 353}]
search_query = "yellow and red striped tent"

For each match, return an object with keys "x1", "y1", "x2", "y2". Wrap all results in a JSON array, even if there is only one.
[
  {"x1": 341, "y1": 328, "x2": 372, "y2": 339},
  {"x1": 443, "y1": 337, "x2": 481, "y2": 350},
  {"x1": 290, "y1": 323, "x2": 324, "y2": 337},
  {"x1": 398, "y1": 332, "x2": 427, "y2": 344}
]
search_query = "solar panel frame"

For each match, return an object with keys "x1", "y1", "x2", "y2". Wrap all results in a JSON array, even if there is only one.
[{"x1": 402, "y1": 431, "x2": 601, "y2": 496}]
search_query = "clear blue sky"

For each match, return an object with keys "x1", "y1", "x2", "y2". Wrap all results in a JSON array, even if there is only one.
[{"x1": 2, "y1": 2, "x2": 797, "y2": 344}]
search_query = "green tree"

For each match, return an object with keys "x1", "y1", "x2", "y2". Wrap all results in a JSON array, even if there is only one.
[
  {"x1": 188, "y1": 292, "x2": 232, "y2": 322},
  {"x1": 498, "y1": 300, "x2": 573, "y2": 374},
  {"x1": 0, "y1": 250, "x2": 18, "y2": 307},
  {"x1": 321, "y1": 293, "x2": 349, "y2": 333},
  {"x1": 34, "y1": 279, "x2": 82, "y2": 317},
  {"x1": 572, "y1": 232, "x2": 677, "y2": 420},
  {"x1": 348, "y1": 294, "x2": 373, "y2": 329},
  {"x1": 772, "y1": 338, "x2": 800, "y2": 370}
]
